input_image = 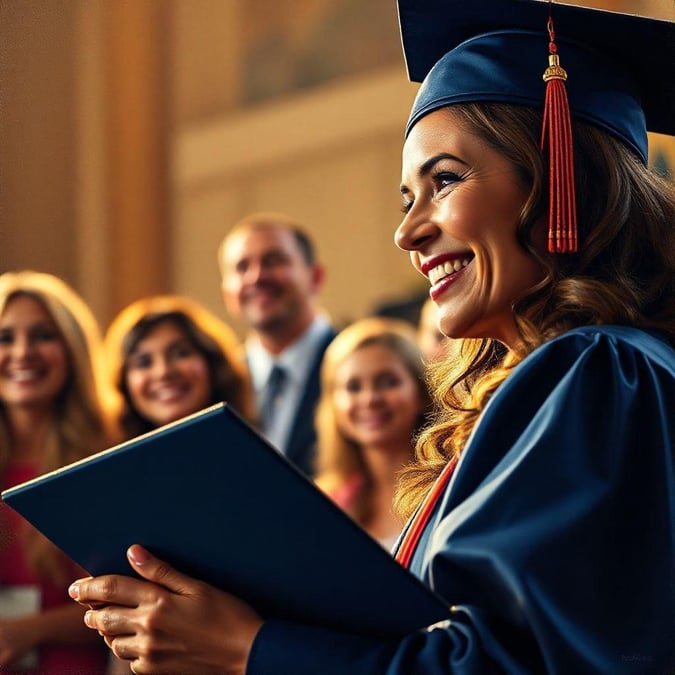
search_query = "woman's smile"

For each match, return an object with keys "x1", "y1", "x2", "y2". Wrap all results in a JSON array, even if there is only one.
[{"x1": 422, "y1": 254, "x2": 474, "y2": 300}]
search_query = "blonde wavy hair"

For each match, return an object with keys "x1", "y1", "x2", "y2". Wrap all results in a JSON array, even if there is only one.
[
  {"x1": 315, "y1": 317, "x2": 432, "y2": 525},
  {"x1": 104, "y1": 294, "x2": 254, "y2": 438},
  {"x1": 395, "y1": 103, "x2": 675, "y2": 520},
  {"x1": 0, "y1": 270, "x2": 111, "y2": 582}
]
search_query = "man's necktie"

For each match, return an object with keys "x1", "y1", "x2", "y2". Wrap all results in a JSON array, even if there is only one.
[{"x1": 260, "y1": 364, "x2": 287, "y2": 435}]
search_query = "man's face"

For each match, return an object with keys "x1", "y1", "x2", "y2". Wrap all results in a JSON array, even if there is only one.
[{"x1": 220, "y1": 226, "x2": 320, "y2": 335}]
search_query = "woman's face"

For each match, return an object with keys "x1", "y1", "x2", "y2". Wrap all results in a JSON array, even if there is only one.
[
  {"x1": 124, "y1": 320, "x2": 212, "y2": 428},
  {"x1": 0, "y1": 295, "x2": 70, "y2": 411},
  {"x1": 332, "y1": 343, "x2": 424, "y2": 452},
  {"x1": 396, "y1": 108, "x2": 545, "y2": 350}
]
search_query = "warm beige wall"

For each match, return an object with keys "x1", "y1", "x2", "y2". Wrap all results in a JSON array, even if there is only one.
[{"x1": 0, "y1": 1, "x2": 78, "y2": 285}]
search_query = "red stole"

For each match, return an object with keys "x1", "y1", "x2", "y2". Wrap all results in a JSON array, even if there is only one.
[{"x1": 395, "y1": 457, "x2": 458, "y2": 569}]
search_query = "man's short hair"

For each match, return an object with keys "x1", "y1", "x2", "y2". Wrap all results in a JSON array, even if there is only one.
[{"x1": 218, "y1": 212, "x2": 317, "y2": 273}]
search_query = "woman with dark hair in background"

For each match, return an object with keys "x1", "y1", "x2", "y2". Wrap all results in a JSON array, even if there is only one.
[{"x1": 104, "y1": 295, "x2": 254, "y2": 438}]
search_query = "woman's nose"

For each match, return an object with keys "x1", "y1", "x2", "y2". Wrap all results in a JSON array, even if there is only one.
[
  {"x1": 359, "y1": 386, "x2": 382, "y2": 406},
  {"x1": 395, "y1": 211, "x2": 437, "y2": 253},
  {"x1": 152, "y1": 357, "x2": 174, "y2": 378},
  {"x1": 11, "y1": 335, "x2": 34, "y2": 358}
]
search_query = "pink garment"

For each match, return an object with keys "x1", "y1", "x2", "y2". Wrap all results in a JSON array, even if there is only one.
[
  {"x1": 0, "y1": 463, "x2": 108, "y2": 674},
  {"x1": 327, "y1": 473, "x2": 365, "y2": 512}
]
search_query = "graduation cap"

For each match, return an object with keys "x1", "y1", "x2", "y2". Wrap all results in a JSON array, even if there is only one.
[{"x1": 397, "y1": 0, "x2": 675, "y2": 253}]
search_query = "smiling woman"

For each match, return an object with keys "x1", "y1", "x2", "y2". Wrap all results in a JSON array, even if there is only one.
[
  {"x1": 104, "y1": 295, "x2": 254, "y2": 440},
  {"x1": 0, "y1": 270, "x2": 110, "y2": 674},
  {"x1": 314, "y1": 317, "x2": 431, "y2": 549}
]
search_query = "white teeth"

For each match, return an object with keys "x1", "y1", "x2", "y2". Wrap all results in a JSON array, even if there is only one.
[
  {"x1": 152, "y1": 386, "x2": 185, "y2": 402},
  {"x1": 428, "y1": 258, "x2": 470, "y2": 285},
  {"x1": 8, "y1": 370, "x2": 41, "y2": 382}
]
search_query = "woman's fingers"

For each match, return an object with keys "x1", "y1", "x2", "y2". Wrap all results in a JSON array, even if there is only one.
[
  {"x1": 69, "y1": 545, "x2": 205, "y2": 609},
  {"x1": 84, "y1": 605, "x2": 137, "y2": 637},
  {"x1": 69, "y1": 573, "x2": 148, "y2": 608},
  {"x1": 126, "y1": 545, "x2": 199, "y2": 596},
  {"x1": 69, "y1": 544, "x2": 262, "y2": 673}
]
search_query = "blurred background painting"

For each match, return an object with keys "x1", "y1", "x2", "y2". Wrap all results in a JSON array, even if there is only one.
[{"x1": 242, "y1": 0, "x2": 401, "y2": 104}]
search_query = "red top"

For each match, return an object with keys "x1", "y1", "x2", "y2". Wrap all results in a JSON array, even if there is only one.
[{"x1": 0, "y1": 462, "x2": 108, "y2": 674}]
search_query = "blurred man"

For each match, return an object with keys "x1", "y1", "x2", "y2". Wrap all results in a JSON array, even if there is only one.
[{"x1": 218, "y1": 212, "x2": 336, "y2": 477}]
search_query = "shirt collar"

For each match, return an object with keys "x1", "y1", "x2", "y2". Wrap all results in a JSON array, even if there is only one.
[{"x1": 247, "y1": 316, "x2": 332, "y2": 392}]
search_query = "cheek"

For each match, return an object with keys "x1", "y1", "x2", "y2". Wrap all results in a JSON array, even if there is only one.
[
  {"x1": 331, "y1": 391, "x2": 353, "y2": 426},
  {"x1": 49, "y1": 347, "x2": 70, "y2": 384},
  {"x1": 438, "y1": 185, "x2": 488, "y2": 240},
  {"x1": 223, "y1": 279, "x2": 243, "y2": 307},
  {"x1": 125, "y1": 372, "x2": 146, "y2": 403},
  {"x1": 393, "y1": 389, "x2": 425, "y2": 417},
  {"x1": 187, "y1": 359, "x2": 212, "y2": 393}
]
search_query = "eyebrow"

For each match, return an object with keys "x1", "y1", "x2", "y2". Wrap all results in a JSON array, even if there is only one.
[
  {"x1": 131, "y1": 336, "x2": 191, "y2": 356},
  {"x1": 400, "y1": 152, "x2": 468, "y2": 195}
]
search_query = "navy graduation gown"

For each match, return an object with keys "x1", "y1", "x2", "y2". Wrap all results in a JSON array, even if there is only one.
[{"x1": 247, "y1": 326, "x2": 675, "y2": 675}]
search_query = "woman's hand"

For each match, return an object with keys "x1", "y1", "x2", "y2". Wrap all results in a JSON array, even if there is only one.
[{"x1": 69, "y1": 545, "x2": 263, "y2": 675}]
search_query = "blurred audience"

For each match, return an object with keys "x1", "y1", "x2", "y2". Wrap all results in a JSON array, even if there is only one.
[
  {"x1": 314, "y1": 317, "x2": 431, "y2": 550},
  {"x1": 0, "y1": 270, "x2": 110, "y2": 673}
]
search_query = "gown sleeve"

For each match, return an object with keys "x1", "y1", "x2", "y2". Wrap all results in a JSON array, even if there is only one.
[{"x1": 246, "y1": 328, "x2": 675, "y2": 675}]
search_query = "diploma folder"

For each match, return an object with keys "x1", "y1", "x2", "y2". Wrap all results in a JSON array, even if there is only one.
[{"x1": 1, "y1": 403, "x2": 449, "y2": 637}]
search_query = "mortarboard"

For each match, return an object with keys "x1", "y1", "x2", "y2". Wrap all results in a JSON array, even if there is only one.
[
  {"x1": 397, "y1": 0, "x2": 675, "y2": 252},
  {"x1": 398, "y1": 0, "x2": 675, "y2": 159}
]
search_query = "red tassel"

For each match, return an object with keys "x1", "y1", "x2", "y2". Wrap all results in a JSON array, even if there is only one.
[{"x1": 540, "y1": 16, "x2": 578, "y2": 254}]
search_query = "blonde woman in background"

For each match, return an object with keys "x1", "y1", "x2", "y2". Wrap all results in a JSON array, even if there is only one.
[
  {"x1": 0, "y1": 270, "x2": 110, "y2": 673},
  {"x1": 314, "y1": 317, "x2": 432, "y2": 550},
  {"x1": 104, "y1": 294, "x2": 254, "y2": 439}
]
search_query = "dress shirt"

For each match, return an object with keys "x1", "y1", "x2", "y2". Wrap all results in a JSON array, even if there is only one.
[{"x1": 246, "y1": 316, "x2": 333, "y2": 455}]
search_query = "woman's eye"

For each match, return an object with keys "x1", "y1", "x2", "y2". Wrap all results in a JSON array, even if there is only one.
[
  {"x1": 129, "y1": 354, "x2": 151, "y2": 370},
  {"x1": 400, "y1": 199, "x2": 414, "y2": 214},
  {"x1": 375, "y1": 373, "x2": 401, "y2": 390},
  {"x1": 344, "y1": 380, "x2": 362, "y2": 393},
  {"x1": 169, "y1": 343, "x2": 196, "y2": 360},
  {"x1": 434, "y1": 171, "x2": 462, "y2": 189},
  {"x1": 33, "y1": 330, "x2": 59, "y2": 342}
]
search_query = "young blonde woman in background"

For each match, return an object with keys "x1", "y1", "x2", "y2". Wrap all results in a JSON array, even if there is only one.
[
  {"x1": 314, "y1": 317, "x2": 431, "y2": 550},
  {"x1": 0, "y1": 270, "x2": 110, "y2": 673}
]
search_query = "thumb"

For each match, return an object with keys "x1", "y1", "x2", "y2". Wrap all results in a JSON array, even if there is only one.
[{"x1": 127, "y1": 544, "x2": 194, "y2": 595}]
